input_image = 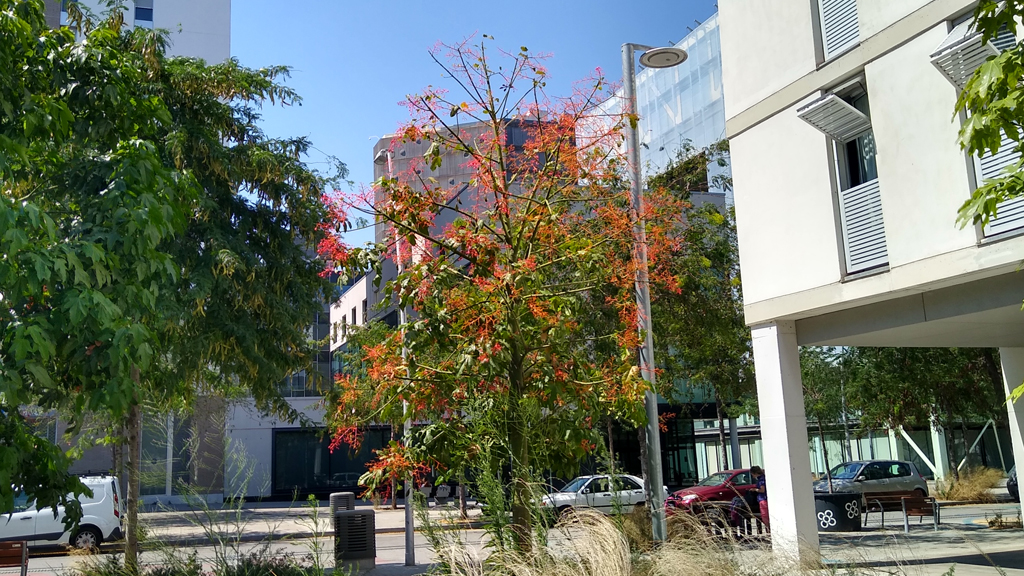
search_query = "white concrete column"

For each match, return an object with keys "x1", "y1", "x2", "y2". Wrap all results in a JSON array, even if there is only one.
[
  {"x1": 999, "y1": 348, "x2": 1024, "y2": 520},
  {"x1": 930, "y1": 422, "x2": 949, "y2": 482},
  {"x1": 751, "y1": 321, "x2": 819, "y2": 561},
  {"x1": 887, "y1": 428, "x2": 906, "y2": 460}
]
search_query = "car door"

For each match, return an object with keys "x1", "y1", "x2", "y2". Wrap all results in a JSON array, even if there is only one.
[
  {"x1": 889, "y1": 462, "x2": 914, "y2": 492},
  {"x1": 585, "y1": 477, "x2": 614, "y2": 513},
  {"x1": 0, "y1": 493, "x2": 36, "y2": 542},
  {"x1": 858, "y1": 462, "x2": 891, "y2": 495},
  {"x1": 615, "y1": 476, "x2": 646, "y2": 506},
  {"x1": 31, "y1": 501, "x2": 67, "y2": 544},
  {"x1": 730, "y1": 471, "x2": 753, "y2": 499}
]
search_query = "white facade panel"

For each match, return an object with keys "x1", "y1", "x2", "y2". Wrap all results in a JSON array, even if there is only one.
[
  {"x1": 731, "y1": 95, "x2": 842, "y2": 306},
  {"x1": 225, "y1": 399, "x2": 325, "y2": 498},
  {"x1": 857, "y1": 0, "x2": 931, "y2": 39},
  {"x1": 865, "y1": 24, "x2": 977, "y2": 268},
  {"x1": 153, "y1": 0, "x2": 231, "y2": 62},
  {"x1": 719, "y1": 0, "x2": 819, "y2": 118}
]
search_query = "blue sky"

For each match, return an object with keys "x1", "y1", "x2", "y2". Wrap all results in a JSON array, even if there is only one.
[{"x1": 232, "y1": 1, "x2": 718, "y2": 245}]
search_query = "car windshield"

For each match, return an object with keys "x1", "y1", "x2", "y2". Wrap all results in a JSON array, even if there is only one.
[
  {"x1": 828, "y1": 463, "x2": 863, "y2": 480},
  {"x1": 560, "y1": 478, "x2": 589, "y2": 493},
  {"x1": 696, "y1": 472, "x2": 733, "y2": 487}
]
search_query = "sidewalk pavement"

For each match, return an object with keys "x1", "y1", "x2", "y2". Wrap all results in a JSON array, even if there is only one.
[{"x1": 140, "y1": 501, "x2": 482, "y2": 547}]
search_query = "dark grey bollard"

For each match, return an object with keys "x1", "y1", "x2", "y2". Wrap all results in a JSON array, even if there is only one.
[
  {"x1": 330, "y1": 491, "x2": 356, "y2": 515},
  {"x1": 334, "y1": 509, "x2": 375, "y2": 570}
]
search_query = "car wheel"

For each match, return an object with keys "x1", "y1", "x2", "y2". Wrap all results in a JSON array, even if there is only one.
[
  {"x1": 557, "y1": 506, "x2": 574, "y2": 520},
  {"x1": 72, "y1": 526, "x2": 102, "y2": 551},
  {"x1": 913, "y1": 488, "x2": 927, "y2": 498}
]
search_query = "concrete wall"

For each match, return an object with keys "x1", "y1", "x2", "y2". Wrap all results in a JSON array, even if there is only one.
[
  {"x1": 865, "y1": 23, "x2": 977, "y2": 268},
  {"x1": 153, "y1": 0, "x2": 230, "y2": 62},
  {"x1": 730, "y1": 94, "x2": 842, "y2": 306},
  {"x1": 224, "y1": 398, "x2": 325, "y2": 498},
  {"x1": 719, "y1": 0, "x2": 819, "y2": 117},
  {"x1": 56, "y1": 0, "x2": 229, "y2": 62},
  {"x1": 720, "y1": 0, "x2": 1024, "y2": 325}
]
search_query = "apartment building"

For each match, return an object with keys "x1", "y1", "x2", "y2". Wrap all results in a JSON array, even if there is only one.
[{"x1": 720, "y1": 0, "x2": 1024, "y2": 558}]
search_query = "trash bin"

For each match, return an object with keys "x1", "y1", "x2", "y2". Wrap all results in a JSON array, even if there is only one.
[
  {"x1": 334, "y1": 509, "x2": 375, "y2": 570},
  {"x1": 813, "y1": 492, "x2": 861, "y2": 532}
]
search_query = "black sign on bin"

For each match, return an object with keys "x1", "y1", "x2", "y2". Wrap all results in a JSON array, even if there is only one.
[
  {"x1": 813, "y1": 492, "x2": 862, "y2": 532},
  {"x1": 334, "y1": 509, "x2": 375, "y2": 564}
]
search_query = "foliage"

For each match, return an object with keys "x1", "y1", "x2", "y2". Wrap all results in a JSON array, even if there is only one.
[
  {"x1": 935, "y1": 467, "x2": 1004, "y2": 503},
  {"x1": 844, "y1": 347, "x2": 1003, "y2": 432},
  {"x1": 0, "y1": 0, "x2": 339, "y2": 544},
  {"x1": 958, "y1": 4, "x2": 1024, "y2": 405},
  {"x1": 320, "y1": 38, "x2": 692, "y2": 545},
  {"x1": 800, "y1": 348, "x2": 847, "y2": 427}
]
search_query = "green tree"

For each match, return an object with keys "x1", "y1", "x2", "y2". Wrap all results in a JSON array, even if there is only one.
[
  {"x1": 648, "y1": 142, "x2": 755, "y2": 470},
  {"x1": 1, "y1": 2, "x2": 339, "y2": 568},
  {"x1": 846, "y1": 347, "x2": 1003, "y2": 479},
  {"x1": 800, "y1": 347, "x2": 848, "y2": 492}
]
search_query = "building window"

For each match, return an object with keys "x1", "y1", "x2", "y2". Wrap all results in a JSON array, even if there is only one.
[
  {"x1": 362, "y1": 299, "x2": 368, "y2": 324},
  {"x1": 798, "y1": 78, "x2": 888, "y2": 274},
  {"x1": 931, "y1": 17, "x2": 1024, "y2": 238},
  {"x1": 818, "y1": 0, "x2": 860, "y2": 59},
  {"x1": 135, "y1": 0, "x2": 153, "y2": 28},
  {"x1": 351, "y1": 307, "x2": 357, "y2": 326}
]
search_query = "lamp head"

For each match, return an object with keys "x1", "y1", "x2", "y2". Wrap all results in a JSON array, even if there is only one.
[{"x1": 639, "y1": 46, "x2": 688, "y2": 68}]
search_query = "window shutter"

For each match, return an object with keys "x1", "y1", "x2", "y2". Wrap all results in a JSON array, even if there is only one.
[
  {"x1": 932, "y1": 20, "x2": 1024, "y2": 237},
  {"x1": 840, "y1": 179, "x2": 888, "y2": 272},
  {"x1": 979, "y1": 131, "x2": 1024, "y2": 237},
  {"x1": 820, "y1": 0, "x2": 860, "y2": 59},
  {"x1": 930, "y1": 19, "x2": 999, "y2": 90},
  {"x1": 796, "y1": 94, "x2": 871, "y2": 142}
]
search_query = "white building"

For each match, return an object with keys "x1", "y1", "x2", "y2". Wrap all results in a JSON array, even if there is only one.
[
  {"x1": 50, "y1": 0, "x2": 230, "y2": 62},
  {"x1": 720, "y1": 0, "x2": 1024, "y2": 559}
]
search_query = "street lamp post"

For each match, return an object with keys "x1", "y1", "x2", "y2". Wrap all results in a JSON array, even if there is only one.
[
  {"x1": 374, "y1": 147, "x2": 415, "y2": 566},
  {"x1": 620, "y1": 42, "x2": 687, "y2": 542}
]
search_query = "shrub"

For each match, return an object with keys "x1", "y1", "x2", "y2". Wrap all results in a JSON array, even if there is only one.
[{"x1": 936, "y1": 467, "x2": 1004, "y2": 503}]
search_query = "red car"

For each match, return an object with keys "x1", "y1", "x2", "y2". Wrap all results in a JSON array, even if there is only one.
[{"x1": 666, "y1": 469, "x2": 755, "y2": 512}]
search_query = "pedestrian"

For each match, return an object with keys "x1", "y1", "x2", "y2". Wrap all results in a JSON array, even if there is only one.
[{"x1": 750, "y1": 465, "x2": 769, "y2": 530}]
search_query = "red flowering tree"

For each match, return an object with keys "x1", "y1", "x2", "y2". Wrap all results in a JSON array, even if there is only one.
[{"x1": 321, "y1": 38, "x2": 690, "y2": 546}]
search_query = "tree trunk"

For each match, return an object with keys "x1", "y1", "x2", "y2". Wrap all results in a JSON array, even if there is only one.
[
  {"x1": 983, "y1": 349, "x2": 1006, "y2": 423},
  {"x1": 125, "y1": 398, "x2": 142, "y2": 574},
  {"x1": 509, "y1": 412, "x2": 531, "y2": 552},
  {"x1": 637, "y1": 425, "x2": 650, "y2": 501},
  {"x1": 458, "y1": 481, "x2": 468, "y2": 520},
  {"x1": 606, "y1": 417, "x2": 615, "y2": 469},
  {"x1": 816, "y1": 418, "x2": 833, "y2": 493},
  {"x1": 961, "y1": 419, "x2": 971, "y2": 473},
  {"x1": 716, "y1": 399, "x2": 729, "y2": 470}
]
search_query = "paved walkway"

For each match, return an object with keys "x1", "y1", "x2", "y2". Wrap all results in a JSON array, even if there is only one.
[{"x1": 14, "y1": 501, "x2": 1024, "y2": 575}]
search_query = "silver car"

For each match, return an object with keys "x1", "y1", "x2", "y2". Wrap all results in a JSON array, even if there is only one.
[
  {"x1": 813, "y1": 460, "x2": 928, "y2": 501},
  {"x1": 539, "y1": 475, "x2": 648, "y2": 515}
]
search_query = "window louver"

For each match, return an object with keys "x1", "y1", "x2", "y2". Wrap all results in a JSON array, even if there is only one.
[
  {"x1": 979, "y1": 131, "x2": 1024, "y2": 237},
  {"x1": 820, "y1": 0, "x2": 860, "y2": 59},
  {"x1": 840, "y1": 179, "x2": 888, "y2": 272},
  {"x1": 797, "y1": 94, "x2": 871, "y2": 142},
  {"x1": 930, "y1": 19, "x2": 999, "y2": 90},
  {"x1": 933, "y1": 20, "x2": 1024, "y2": 237}
]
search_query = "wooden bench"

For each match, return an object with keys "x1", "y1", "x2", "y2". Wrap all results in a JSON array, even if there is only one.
[
  {"x1": 0, "y1": 541, "x2": 28, "y2": 576},
  {"x1": 863, "y1": 491, "x2": 939, "y2": 532}
]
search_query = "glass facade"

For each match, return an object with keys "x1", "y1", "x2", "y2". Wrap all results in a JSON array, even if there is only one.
[
  {"x1": 597, "y1": 13, "x2": 729, "y2": 200},
  {"x1": 280, "y1": 309, "x2": 333, "y2": 398},
  {"x1": 272, "y1": 427, "x2": 392, "y2": 496}
]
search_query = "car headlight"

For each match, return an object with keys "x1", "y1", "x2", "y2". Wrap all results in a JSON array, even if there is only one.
[{"x1": 680, "y1": 494, "x2": 699, "y2": 502}]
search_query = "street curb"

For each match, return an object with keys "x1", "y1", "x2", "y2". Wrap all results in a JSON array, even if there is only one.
[{"x1": 142, "y1": 523, "x2": 486, "y2": 548}]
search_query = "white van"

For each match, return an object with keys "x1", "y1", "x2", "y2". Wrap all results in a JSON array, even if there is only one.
[{"x1": 1, "y1": 476, "x2": 124, "y2": 549}]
